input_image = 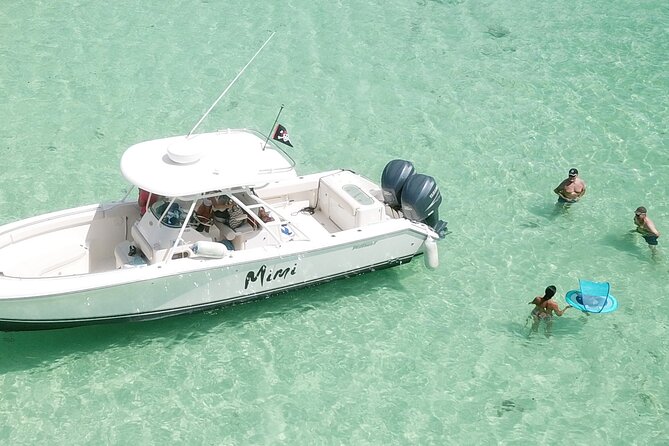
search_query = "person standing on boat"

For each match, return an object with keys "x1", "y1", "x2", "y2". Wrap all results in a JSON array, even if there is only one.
[
  {"x1": 528, "y1": 285, "x2": 570, "y2": 334},
  {"x1": 554, "y1": 168, "x2": 586, "y2": 204},
  {"x1": 634, "y1": 206, "x2": 660, "y2": 255}
]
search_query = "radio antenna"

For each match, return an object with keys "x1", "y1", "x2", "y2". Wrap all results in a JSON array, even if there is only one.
[{"x1": 187, "y1": 31, "x2": 276, "y2": 137}]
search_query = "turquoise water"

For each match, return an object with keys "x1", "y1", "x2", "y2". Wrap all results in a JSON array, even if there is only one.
[{"x1": 1, "y1": 0, "x2": 668, "y2": 443}]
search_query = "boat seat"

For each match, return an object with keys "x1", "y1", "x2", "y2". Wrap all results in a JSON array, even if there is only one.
[
  {"x1": 114, "y1": 240, "x2": 147, "y2": 269},
  {"x1": 215, "y1": 221, "x2": 256, "y2": 250}
]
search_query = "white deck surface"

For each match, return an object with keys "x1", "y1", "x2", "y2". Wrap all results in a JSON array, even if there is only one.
[{"x1": 270, "y1": 200, "x2": 340, "y2": 239}]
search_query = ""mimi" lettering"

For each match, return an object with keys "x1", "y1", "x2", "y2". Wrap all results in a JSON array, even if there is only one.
[{"x1": 244, "y1": 264, "x2": 298, "y2": 289}]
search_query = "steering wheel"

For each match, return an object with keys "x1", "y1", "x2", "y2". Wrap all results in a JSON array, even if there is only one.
[{"x1": 192, "y1": 213, "x2": 214, "y2": 227}]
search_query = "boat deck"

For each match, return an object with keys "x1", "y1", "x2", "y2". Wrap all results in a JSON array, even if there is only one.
[{"x1": 271, "y1": 199, "x2": 340, "y2": 239}]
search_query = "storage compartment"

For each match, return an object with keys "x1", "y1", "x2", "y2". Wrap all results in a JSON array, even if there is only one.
[{"x1": 318, "y1": 171, "x2": 385, "y2": 230}]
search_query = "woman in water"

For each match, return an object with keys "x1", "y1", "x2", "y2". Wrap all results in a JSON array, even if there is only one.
[{"x1": 528, "y1": 285, "x2": 571, "y2": 335}]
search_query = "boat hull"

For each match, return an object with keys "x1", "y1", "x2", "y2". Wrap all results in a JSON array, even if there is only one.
[
  {"x1": 0, "y1": 255, "x2": 415, "y2": 331},
  {"x1": 0, "y1": 229, "x2": 425, "y2": 331}
]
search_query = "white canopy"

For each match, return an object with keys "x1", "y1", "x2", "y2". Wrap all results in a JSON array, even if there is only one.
[{"x1": 120, "y1": 129, "x2": 297, "y2": 197}]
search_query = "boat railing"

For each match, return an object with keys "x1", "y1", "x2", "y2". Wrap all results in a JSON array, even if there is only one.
[
  {"x1": 245, "y1": 128, "x2": 296, "y2": 172},
  {"x1": 152, "y1": 188, "x2": 311, "y2": 263},
  {"x1": 231, "y1": 194, "x2": 309, "y2": 245}
]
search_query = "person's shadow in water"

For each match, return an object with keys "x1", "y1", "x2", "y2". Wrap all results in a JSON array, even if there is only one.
[
  {"x1": 507, "y1": 309, "x2": 589, "y2": 340},
  {"x1": 526, "y1": 313, "x2": 585, "y2": 338},
  {"x1": 522, "y1": 202, "x2": 578, "y2": 231},
  {"x1": 601, "y1": 230, "x2": 657, "y2": 262}
]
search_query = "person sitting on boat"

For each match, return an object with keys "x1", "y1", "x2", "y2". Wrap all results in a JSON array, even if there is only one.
[
  {"x1": 243, "y1": 206, "x2": 274, "y2": 230},
  {"x1": 258, "y1": 207, "x2": 274, "y2": 223},
  {"x1": 138, "y1": 188, "x2": 160, "y2": 216},
  {"x1": 193, "y1": 198, "x2": 215, "y2": 232},
  {"x1": 212, "y1": 195, "x2": 247, "y2": 229}
]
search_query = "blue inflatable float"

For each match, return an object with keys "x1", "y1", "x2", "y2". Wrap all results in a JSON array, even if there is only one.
[{"x1": 565, "y1": 280, "x2": 618, "y2": 314}]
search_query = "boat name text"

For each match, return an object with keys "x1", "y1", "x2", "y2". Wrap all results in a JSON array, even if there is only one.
[{"x1": 245, "y1": 264, "x2": 298, "y2": 289}]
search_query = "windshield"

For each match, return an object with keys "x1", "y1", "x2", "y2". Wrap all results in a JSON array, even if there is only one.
[{"x1": 150, "y1": 199, "x2": 188, "y2": 228}]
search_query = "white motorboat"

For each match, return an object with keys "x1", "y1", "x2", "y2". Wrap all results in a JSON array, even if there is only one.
[
  {"x1": 0, "y1": 128, "x2": 446, "y2": 330},
  {"x1": 0, "y1": 34, "x2": 447, "y2": 331}
]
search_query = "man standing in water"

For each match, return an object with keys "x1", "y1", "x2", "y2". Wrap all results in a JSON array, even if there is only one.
[
  {"x1": 528, "y1": 285, "x2": 571, "y2": 335},
  {"x1": 554, "y1": 168, "x2": 586, "y2": 204},
  {"x1": 634, "y1": 206, "x2": 660, "y2": 256}
]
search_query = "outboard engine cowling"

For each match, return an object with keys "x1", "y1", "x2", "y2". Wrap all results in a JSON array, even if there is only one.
[
  {"x1": 381, "y1": 160, "x2": 416, "y2": 210},
  {"x1": 401, "y1": 174, "x2": 448, "y2": 238}
]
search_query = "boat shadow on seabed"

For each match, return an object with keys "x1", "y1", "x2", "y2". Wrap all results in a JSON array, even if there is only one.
[{"x1": 0, "y1": 267, "x2": 406, "y2": 374}]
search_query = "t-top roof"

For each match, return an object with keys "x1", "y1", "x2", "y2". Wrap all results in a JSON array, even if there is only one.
[{"x1": 120, "y1": 129, "x2": 296, "y2": 197}]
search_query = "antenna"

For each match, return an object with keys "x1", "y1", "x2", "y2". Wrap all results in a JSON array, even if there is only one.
[{"x1": 187, "y1": 31, "x2": 276, "y2": 138}]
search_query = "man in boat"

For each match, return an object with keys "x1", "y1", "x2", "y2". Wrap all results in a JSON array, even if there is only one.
[
  {"x1": 634, "y1": 206, "x2": 660, "y2": 255},
  {"x1": 553, "y1": 168, "x2": 586, "y2": 204},
  {"x1": 194, "y1": 198, "x2": 215, "y2": 232}
]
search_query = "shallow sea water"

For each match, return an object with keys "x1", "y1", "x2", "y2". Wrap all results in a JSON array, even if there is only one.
[{"x1": 1, "y1": 0, "x2": 668, "y2": 444}]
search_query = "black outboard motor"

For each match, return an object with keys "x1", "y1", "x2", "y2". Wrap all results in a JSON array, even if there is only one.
[
  {"x1": 401, "y1": 174, "x2": 448, "y2": 238},
  {"x1": 381, "y1": 160, "x2": 416, "y2": 210}
]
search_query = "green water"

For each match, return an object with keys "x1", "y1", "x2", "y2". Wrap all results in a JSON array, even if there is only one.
[{"x1": 1, "y1": 0, "x2": 668, "y2": 443}]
